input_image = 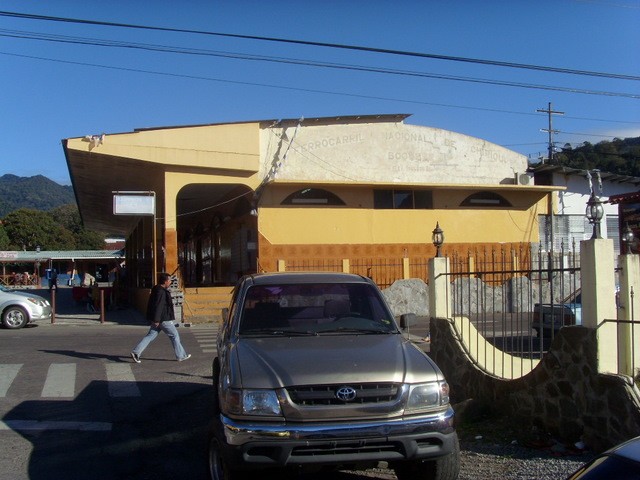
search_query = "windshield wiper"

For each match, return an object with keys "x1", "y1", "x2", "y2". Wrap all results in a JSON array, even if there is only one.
[
  {"x1": 318, "y1": 328, "x2": 391, "y2": 335},
  {"x1": 241, "y1": 329, "x2": 318, "y2": 336}
]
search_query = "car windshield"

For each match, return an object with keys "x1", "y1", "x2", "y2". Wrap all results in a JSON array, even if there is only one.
[{"x1": 238, "y1": 282, "x2": 398, "y2": 336}]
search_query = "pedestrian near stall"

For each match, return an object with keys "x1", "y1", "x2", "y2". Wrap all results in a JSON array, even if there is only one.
[{"x1": 130, "y1": 272, "x2": 190, "y2": 363}]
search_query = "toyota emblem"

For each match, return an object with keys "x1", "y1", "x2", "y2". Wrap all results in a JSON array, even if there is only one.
[{"x1": 336, "y1": 386, "x2": 357, "y2": 402}]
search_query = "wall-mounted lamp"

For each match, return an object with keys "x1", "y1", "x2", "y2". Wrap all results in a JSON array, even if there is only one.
[
  {"x1": 432, "y1": 222, "x2": 444, "y2": 257},
  {"x1": 622, "y1": 223, "x2": 635, "y2": 254},
  {"x1": 585, "y1": 192, "x2": 604, "y2": 239}
]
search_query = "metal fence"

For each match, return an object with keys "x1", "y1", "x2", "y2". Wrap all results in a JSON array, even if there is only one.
[{"x1": 445, "y1": 242, "x2": 582, "y2": 377}]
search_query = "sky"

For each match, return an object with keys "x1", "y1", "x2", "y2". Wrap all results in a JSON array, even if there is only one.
[{"x1": 1, "y1": 0, "x2": 639, "y2": 185}]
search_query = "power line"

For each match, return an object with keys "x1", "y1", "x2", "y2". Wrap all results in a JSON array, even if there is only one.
[
  {"x1": 1, "y1": 10, "x2": 638, "y2": 82},
  {"x1": 3, "y1": 50, "x2": 639, "y2": 129},
  {"x1": 3, "y1": 29, "x2": 638, "y2": 99}
]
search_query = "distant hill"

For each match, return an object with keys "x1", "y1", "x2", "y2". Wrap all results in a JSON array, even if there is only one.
[
  {"x1": 0, "y1": 174, "x2": 75, "y2": 217},
  {"x1": 543, "y1": 137, "x2": 640, "y2": 175}
]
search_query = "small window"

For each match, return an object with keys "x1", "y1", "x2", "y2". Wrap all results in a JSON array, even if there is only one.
[
  {"x1": 282, "y1": 188, "x2": 345, "y2": 206},
  {"x1": 461, "y1": 192, "x2": 511, "y2": 207},
  {"x1": 374, "y1": 189, "x2": 432, "y2": 209}
]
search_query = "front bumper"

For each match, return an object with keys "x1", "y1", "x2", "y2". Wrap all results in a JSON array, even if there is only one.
[
  {"x1": 219, "y1": 407, "x2": 456, "y2": 467},
  {"x1": 29, "y1": 305, "x2": 52, "y2": 322}
]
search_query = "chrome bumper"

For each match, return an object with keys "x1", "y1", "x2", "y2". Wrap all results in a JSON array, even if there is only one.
[{"x1": 221, "y1": 406, "x2": 455, "y2": 446}]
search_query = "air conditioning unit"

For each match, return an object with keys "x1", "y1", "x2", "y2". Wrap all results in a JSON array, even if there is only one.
[{"x1": 515, "y1": 172, "x2": 533, "y2": 185}]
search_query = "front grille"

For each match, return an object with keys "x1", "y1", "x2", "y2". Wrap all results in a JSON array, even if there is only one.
[
  {"x1": 291, "y1": 440, "x2": 402, "y2": 457},
  {"x1": 287, "y1": 383, "x2": 401, "y2": 406}
]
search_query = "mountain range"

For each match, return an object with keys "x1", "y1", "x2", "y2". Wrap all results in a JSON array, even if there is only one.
[{"x1": 0, "y1": 174, "x2": 75, "y2": 218}]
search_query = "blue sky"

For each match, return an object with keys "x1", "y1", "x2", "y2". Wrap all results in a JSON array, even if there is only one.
[{"x1": 1, "y1": 0, "x2": 638, "y2": 185}]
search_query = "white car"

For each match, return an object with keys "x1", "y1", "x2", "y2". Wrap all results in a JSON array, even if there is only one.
[{"x1": 0, "y1": 285, "x2": 51, "y2": 329}]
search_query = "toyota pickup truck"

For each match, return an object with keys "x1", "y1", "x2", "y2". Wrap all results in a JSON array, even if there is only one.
[{"x1": 209, "y1": 272, "x2": 459, "y2": 480}]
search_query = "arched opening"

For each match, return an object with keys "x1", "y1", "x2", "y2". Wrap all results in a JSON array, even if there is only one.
[{"x1": 176, "y1": 184, "x2": 256, "y2": 286}]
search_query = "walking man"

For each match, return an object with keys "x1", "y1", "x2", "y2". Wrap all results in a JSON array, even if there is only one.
[{"x1": 131, "y1": 272, "x2": 190, "y2": 363}]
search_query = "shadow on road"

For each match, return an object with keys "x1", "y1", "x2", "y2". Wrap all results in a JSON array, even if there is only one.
[{"x1": 4, "y1": 380, "x2": 213, "y2": 480}]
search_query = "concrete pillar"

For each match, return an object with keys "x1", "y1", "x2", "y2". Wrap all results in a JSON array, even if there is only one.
[
  {"x1": 428, "y1": 256, "x2": 451, "y2": 319},
  {"x1": 402, "y1": 257, "x2": 410, "y2": 279},
  {"x1": 580, "y1": 238, "x2": 617, "y2": 373},
  {"x1": 618, "y1": 253, "x2": 640, "y2": 376},
  {"x1": 342, "y1": 259, "x2": 350, "y2": 273}
]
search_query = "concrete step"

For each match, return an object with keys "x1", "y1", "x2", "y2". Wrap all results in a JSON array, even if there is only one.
[{"x1": 182, "y1": 286, "x2": 233, "y2": 324}]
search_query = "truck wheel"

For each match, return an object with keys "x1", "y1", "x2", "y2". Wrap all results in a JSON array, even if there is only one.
[
  {"x1": 2, "y1": 306, "x2": 28, "y2": 329},
  {"x1": 208, "y1": 435, "x2": 237, "y2": 480},
  {"x1": 393, "y1": 435, "x2": 460, "y2": 480}
]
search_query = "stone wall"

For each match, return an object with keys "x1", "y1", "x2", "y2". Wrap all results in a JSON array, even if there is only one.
[{"x1": 430, "y1": 317, "x2": 640, "y2": 452}]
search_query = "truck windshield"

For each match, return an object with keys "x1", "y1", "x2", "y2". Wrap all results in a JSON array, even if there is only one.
[{"x1": 238, "y1": 283, "x2": 397, "y2": 335}]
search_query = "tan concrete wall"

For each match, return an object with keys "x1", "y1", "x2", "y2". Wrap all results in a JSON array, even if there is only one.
[{"x1": 261, "y1": 122, "x2": 528, "y2": 185}]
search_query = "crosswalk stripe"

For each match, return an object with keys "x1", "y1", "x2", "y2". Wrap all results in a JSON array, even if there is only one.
[
  {"x1": 42, "y1": 363, "x2": 76, "y2": 398},
  {"x1": 105, "y1": 364, "x2": 141, "y2": 397},
  {"x1": 0, "y1": 364, "x2": 22, "y2": 397}
]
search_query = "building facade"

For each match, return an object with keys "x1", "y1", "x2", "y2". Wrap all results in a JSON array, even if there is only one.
[{"x1": 63, "y1": 114, "x2": 559, "y2": 307}]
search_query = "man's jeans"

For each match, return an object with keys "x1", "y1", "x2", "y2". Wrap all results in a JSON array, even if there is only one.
[{"x1": 132, "y1": 320, "x2": 188, "y2": 360}]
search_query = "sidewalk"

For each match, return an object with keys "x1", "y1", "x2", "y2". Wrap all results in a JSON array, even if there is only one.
[{"x1": 34, "y1": 286, "x2": 147, "y2": 327}]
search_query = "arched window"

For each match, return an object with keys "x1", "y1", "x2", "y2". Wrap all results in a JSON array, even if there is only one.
[
  {"x1": 461, "y1": 191, "x2": 511, "y2": 207},
  {"x1": 282, "y1": 188, "x2": 346, "y2": 206}
]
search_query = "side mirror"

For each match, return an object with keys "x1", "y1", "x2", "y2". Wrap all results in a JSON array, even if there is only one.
[{"x1": 400, "y1": 313, "x2": 417, "y2": 329}]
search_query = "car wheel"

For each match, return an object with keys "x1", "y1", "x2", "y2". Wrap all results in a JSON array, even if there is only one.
[
  {"x1": 393, "y1": 435, "x2": 460, "y2": 480},
  {"x1": 208, "y1": 435, "x2": 237, "y2": 480},
  {"x1": 2, "y1": 306, "x2": 29, "y2": 329}
]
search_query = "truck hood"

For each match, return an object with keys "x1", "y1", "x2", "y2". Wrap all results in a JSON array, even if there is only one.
[{"x1": 231, "y1": 333, "x2": 442, "y2": 389}]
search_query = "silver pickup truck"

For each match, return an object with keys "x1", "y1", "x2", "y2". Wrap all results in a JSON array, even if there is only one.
[{"x1": 209, "y1": 272, "x2": 459, "y2": 480}]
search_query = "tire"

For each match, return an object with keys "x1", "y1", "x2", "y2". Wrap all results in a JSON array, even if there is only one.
[
  {"x1": 2, "y1": 306, "x2": 29, "y2": 329},
  {"x1": 208, "y1": 433, "x2": 238, "y2": 480},
  {"x1": 393, "y1": 434, "x2": 460, "y2": 480}
]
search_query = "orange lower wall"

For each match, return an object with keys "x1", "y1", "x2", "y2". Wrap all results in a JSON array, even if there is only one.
[{"x1": 257, "y1": 233, "x2": 532, "y2": 273}]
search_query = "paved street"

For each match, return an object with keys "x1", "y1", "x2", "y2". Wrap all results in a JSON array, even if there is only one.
[{"x1": 0, "y1": 322, "x2": 218, "y2": 480}]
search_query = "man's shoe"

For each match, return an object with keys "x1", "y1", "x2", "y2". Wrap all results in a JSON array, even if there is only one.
[
  {"x1": 131, "y1": 352, "x2": 141, "y2": 363},
  {"x1": 178, "y1": 354, "x2": 191, "y2": 362}
]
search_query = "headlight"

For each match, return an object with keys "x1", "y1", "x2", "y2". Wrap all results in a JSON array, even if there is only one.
[
  {"x1": 406, "y1": 381, "x2": 450, "y2": 413},
  {"x1": 27, "y1": 297, "x2": 48, "y2": 307},
  {"x1": 225, "y1": 389, "x2": 282, "y2": 416}
]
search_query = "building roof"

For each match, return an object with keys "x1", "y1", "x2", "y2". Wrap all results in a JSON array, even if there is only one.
[
  {"x1": 530, "y1": 164, "x2": 640, "y2": 187},
  {"x1": 0, "y1": 250, "x2": 124, "y2": 262}
]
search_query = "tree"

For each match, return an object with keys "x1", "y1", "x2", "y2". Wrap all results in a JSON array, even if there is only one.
[
  {"x1": 0, "y1": 223, "x2": 9, "y2": 249},
  {"x1": 1, "y1": 205, "x2": 105, "y2": 251},
  {"x1": 3, "y1": 209, "x2": 63, "y2": 250},
  {"x1": 49, "y1": 204, "x2": 105, "y2": 249}
]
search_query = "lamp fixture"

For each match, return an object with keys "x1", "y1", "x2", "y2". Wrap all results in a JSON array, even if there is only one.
[
  {"x1": 622, "y1": 222, "x2": 635, "y2": 254},
  {"x1": 432, "y1": 222, "x2": 444, "y2": 257},
  {"x1": 585, "y1": 191, "x2": 604, "y2": 239}
]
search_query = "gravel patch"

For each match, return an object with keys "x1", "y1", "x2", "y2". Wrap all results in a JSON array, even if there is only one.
[{"x1": 458, "y1": 439, "x2": 586, "y2": 480}]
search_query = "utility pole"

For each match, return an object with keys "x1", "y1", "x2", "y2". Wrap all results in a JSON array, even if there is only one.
[
  {"x1": 537, "y1": 102, "x2": 564, "y2": 164},
  {"x1": 536, "y1": 103, "x2": 564, "y2": 295}
]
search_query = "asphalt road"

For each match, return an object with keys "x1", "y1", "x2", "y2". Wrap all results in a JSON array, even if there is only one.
[{"x1": 0, "y1": 323, "x2": 217, "y2": 480}]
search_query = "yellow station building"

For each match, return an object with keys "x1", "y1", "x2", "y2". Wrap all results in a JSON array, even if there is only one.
[{"x1": 63, "y1": 114, "x2": 559, "y2": 320}]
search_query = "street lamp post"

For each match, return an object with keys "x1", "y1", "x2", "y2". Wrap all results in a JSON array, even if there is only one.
[
  {"x1": 432, "y1": 222, "x2": 444, "y2": 257},
  {"x1": 585, "y1": 191, "x2": 604, "y2": 239}
]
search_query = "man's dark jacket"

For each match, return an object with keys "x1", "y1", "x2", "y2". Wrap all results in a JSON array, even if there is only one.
[{"x1": 146, "y1": 284, "x2": 175, "y2": 323}]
